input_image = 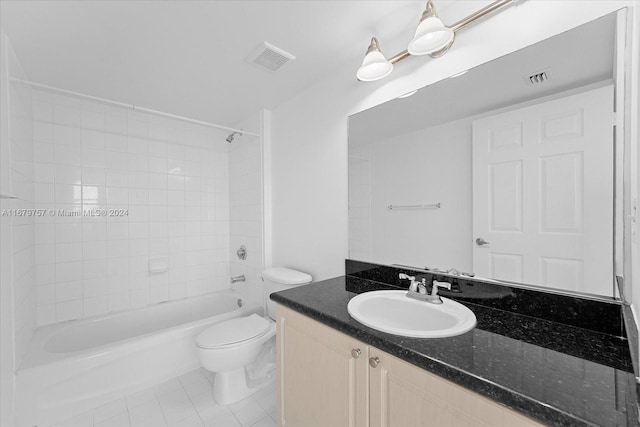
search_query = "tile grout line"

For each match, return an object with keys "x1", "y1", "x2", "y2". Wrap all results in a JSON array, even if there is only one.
[
  {"x1": 177, "y1": 374, "x2": 207, "y2": 426},
  {"x1": 153, "y1": 384, "x2": 172, "y2": 427}
]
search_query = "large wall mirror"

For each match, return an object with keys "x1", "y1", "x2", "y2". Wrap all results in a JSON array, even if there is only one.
[{"x1": 348, "y1": 11, "x2": 627, "y2": 299}]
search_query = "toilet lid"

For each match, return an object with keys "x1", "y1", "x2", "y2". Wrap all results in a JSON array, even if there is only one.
[{"x1": 196, "y1": 314, "x2": 270, "y2": 348}]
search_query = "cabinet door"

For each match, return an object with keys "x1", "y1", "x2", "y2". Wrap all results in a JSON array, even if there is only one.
[
  {"x1": 276, "y1": 306, "x2": 369, "y2": 427},
  {"x1": 369, "y1": 348, "x2": 543, "y2": 427}
]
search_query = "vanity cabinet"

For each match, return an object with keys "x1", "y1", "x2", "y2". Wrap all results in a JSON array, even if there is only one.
[{"x1": 276, "y1": 305, "x2": 544, "y2": 427}]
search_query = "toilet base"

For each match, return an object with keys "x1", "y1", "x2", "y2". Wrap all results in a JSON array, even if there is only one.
[{"x1": 212, "y1": 367, "x2": 274, "y2": 405}]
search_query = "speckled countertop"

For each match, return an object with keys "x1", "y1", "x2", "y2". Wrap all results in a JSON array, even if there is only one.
[{"x1": 271, "y1": 275, "x2": 638, "y2": 427}]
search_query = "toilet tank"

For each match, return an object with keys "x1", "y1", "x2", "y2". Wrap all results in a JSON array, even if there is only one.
[{"x1": 262, "y1": 267, "x2": 312, "y2": 319}]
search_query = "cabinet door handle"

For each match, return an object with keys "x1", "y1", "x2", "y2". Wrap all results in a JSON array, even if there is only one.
[
  {"x1": 351, "y1": 348, "x2": 361, "y2": 359},
  {"x1": 369, "y1": 356, "x2": 380, "y2": 368}
]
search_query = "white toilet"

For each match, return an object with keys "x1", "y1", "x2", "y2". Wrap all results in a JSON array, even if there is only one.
[{"x1": 196, "y1": 267, "x2": 312, "y2": 405}]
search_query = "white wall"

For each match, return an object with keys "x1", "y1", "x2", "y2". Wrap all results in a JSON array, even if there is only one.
[
  {"x1": 270, "y1": 0, "x2": 640, "y2": 288},
  {"x1": 229, "y1": 111, "x2": 265, "y2": 310},
  {"x1": 9, "y1": 46, "x2": 35, "y2": 376},
  {"x1": 31, "y1": 89, "x2": 232, "y2": 325},
  {"x1": 629, "y1": 3, "x2": 640, "y2": 332},
  {"x1": 368, "y1": 118, "x2": 473, "y2": 270},
  {"x1": 0, "y1": 32, "x2": 16, "y2": 427},
  {"x1": 1, "y1": 32, "x2": 36, "y2": 427}
]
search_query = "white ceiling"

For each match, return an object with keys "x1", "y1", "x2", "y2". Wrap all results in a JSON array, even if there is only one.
[
  {"x1": 0, "y1": 0, "x2": 447, "y2": 127},
  {"x1": 349, "y1": 12, "x2": 616, "y2": 145}
]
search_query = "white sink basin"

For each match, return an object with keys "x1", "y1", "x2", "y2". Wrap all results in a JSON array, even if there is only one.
[{"x1": 347, "y1": 290, "x2": 476, "y2": 338}]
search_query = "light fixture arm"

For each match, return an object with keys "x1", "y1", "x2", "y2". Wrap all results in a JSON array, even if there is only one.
[
  {"x1": 420, "y1": 0, "x2": 438, "y2": 22},
  {"x1": 366, "y1": 37, "x2": 381, "y2": 55},
  {"x1": 386, "y1": 0, "x2": 516, "y2": 65}
]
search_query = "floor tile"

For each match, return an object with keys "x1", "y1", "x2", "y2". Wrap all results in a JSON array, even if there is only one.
[
  {"x1": 180, "y1": 372, "x2": 213, "y2": 398},
  {"x1": 228, "y1": 397, "x2": 268, "y2": 427},
  {"x1": 171, "y1": 413, "x2": 205, "y2": 427},
  {"x1": 196, "y1": 400, "x2": 234, "y2": 424},
  {"x1": 51, "y1": 369, "x2": 277, "y2": 427},
  {"x1": 161, "y1": 399, "x2": 198, "y2": 426},
  {"x1": 94, "y1": 413, "x2": 130, "y2": 427},
  {"x1": 129, "y1": 400, "x2": 167, "y2": 427},
  {"x1": 126, "y1": 388, "x2": 158, "y2": 408},
  {"x1": 252, "y1": 386, "x2": 276, "y2": 421},
  {"x1": 250, "y1": 417, "x2": 277, "y2": 427},
  {"x1": 93, "y1": 399, "x2": 127, "y2": 424},
  {"x1": 54, "y1": 412, "x2": 93, "y2": 427},
  {"x1": 204, "y1": 412, "x2": 242, "y2": 427}
]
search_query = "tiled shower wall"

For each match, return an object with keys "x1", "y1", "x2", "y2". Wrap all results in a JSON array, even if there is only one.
[{"x1": 33, "y1": 90, "x2": 232, "y2": 325}]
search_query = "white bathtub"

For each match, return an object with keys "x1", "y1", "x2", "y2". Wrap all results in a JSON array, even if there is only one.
[{"x1": 15, "y1": 290, "x2": 258, "y2": 427}]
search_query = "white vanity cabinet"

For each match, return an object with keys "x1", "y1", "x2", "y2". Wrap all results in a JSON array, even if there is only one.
[{"x1": 276, "y1": 305, "x2": 544, "y2": 427}]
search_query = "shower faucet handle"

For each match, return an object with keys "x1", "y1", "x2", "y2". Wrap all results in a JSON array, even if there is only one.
[{"x1": 236, "y1": 245, "x2": 247, "y2": 260}]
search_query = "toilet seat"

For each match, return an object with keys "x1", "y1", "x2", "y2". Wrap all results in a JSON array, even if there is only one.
[{"x1": 197, "y1": 314, "x2": 272, "y2": 349}]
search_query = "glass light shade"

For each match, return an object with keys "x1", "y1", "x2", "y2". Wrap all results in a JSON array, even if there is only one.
[
  {"x1": 356, "y1": 50, "x2": 393, "y2": 82},
  {"x1": 407, "y1": 16, "x2": 454, "y2": 55}
]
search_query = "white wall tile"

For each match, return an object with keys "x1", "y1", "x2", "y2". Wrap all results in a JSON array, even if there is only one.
[
  {"x1": 81, "y1": 110, "x2": 105, "y2": 131},
  {"x1": 82, "y1": 148, "x2": 106, "y2": 168},
  {"x1": 56, "y1": 300, "x2": 83, "y2": 321},
  {"x1": 56, "y1": 281, "x2": 83, "y2": 302},
  {"x1": 33, "y1": 100, "x2": 53, "y2": 123},
  {"x1": 53, "y1": 125, "x2": 81, "y2": 147},
  {"x1": 33, "y1": 121, "x2": 53, "y2": 142},
  {"x1": 82, "y1": 129, "x2": 105, "y2": 150},
  {"x1": 83, "y1": 167, "x2": 106, "y2": 186},
  {"x1": 53, "y1": 105, "x2": 81, "y2": 127},
  {"x1": 83, "y1": 259, "x2": 107, "y2": 279},
  {"x1": 36, "y1": 264, "x2": 55, "y2": 286},
  {"x1": 84, "y1": 296, "x2": 108, "y2": 318},
  {"x1": 106, "y1": 169, "x2": 129, "y2": 187},
  {"x1": 84, "y1": 278, "x2": 108, "y2": 298},
  {"x1": 56, "y1": 242, "x2": 82, "y2": 262},
  {"x1": 55, "y1": 164, "x2": 82, "y2": 185},
  {"x1": 37, "y1": 304, "x2": 56, "y2": 326},
  {"x1": 54, "y1": 144, "x2": 82, "y2": 165},
  {"x1": 32, "y1": 89, "x2": 242, "y2": 326},
  {"x1": 37, "y1": 284, "x2": 56, "y2": 306},
  {"x1": 34, "y1": 141, "x2": 54, "y2": 163},
  {"x1": 105, "y1": 115, "x2": 127, "y2": 135}
]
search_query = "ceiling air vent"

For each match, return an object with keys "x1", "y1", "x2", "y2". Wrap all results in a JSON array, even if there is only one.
[
  {"x1": 247, "y1": 42, "x2": 295, "y2": 72},
  {"x1": 524, "y1": 68, "x2": 552, "y2": 86}
]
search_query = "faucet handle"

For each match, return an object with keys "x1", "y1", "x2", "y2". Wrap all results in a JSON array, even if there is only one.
[
  {"x1": 399, "y1": 273, "x2": 418, "y2": 292},
  {"x1": 431, "y1": 280, "x2": 451, "y2": 296},
  {"x1": 398, "y1": 273, "x2": 415, "y2": 282}
]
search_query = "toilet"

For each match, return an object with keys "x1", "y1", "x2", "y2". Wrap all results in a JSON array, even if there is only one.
[{"x1": 196, "y1": 267, "x2": 312, "y2": 405}]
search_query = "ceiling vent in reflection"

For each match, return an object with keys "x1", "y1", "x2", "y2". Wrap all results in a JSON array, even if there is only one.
[
  {"x1": 524, "y1": 68, "x2": 552, "y2": 86},
  {"x1": 247, "y1": 42, "x2": 296, "y2": 72}
]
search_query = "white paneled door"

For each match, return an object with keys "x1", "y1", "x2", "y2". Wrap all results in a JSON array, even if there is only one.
[{"x1": 472, "y1": 85, "x2": 614, "y2": 295}]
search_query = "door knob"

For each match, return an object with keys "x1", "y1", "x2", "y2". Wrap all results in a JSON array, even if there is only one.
[
  {"x1": 475, "y1": 237, "x2": 490, "y2": 246},
  {"x1": 351, "y1": 348, "x2": 361, "y2": 359},
  {"x1": 369, "y1": 356, "x2": 380, "y2": 368}
]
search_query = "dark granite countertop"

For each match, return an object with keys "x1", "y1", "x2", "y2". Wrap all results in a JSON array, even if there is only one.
[{"x1": 271, "y1": 275, "x2": 638, "y2": 427}]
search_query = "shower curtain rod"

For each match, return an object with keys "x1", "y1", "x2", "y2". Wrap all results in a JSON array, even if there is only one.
[{"x1": 10, "y1": 77, "x2": 261, "y2": 137}]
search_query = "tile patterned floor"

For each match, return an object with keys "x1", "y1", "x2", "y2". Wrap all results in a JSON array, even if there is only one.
[{"x1": 51, "y1": 369, "x2": 277, "y2": 427}]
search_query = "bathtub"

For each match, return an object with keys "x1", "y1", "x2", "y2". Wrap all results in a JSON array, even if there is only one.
[{"x1": 15, "y1": 290, "x2": 258, "y2": 427}]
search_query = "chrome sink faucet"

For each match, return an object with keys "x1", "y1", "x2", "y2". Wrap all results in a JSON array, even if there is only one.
[{"x1": 399, "y1": 273, "x2": 451, "y2": 304}]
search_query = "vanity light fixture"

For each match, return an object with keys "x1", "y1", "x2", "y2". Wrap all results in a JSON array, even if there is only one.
[
  {"x1": 356, "y1": 0, "x2": 517, "y2": 82},
  {"x1": 356, "y1": 37, "x2": 394, "y2": 82},
  {"x1": 407, "y1": 0, "x2": 454, "y2": 56}
]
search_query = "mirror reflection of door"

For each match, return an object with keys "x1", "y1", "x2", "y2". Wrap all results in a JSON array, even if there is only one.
[{"x1": 472, "y1": 84, "x2": 614, "y2": 295}]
